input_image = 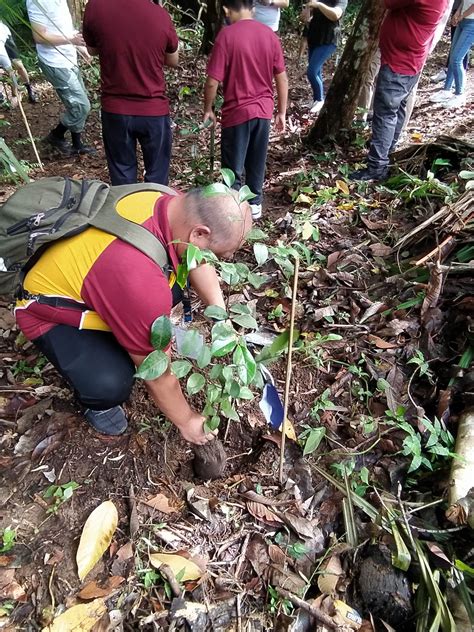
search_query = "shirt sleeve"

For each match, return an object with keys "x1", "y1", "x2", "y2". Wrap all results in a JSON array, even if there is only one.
[
  {"x1": 206, "y1": 32, "x2": 227, "y2": 82},
  {"x1": 0, "y1": 48, "x2": 11, "y2": 70},
  {"x1": 82, "y1": 1, "x2": 98, "y2": 48},
  {"x1": 165, "y1": 13, "x2": 179, "y2": 54},
  {"x1": 26, "y1": 0, "x2": 49, "y2": 27},
  {"x1": 273, "y1": 35, "x2": 286, "y2": 75}
]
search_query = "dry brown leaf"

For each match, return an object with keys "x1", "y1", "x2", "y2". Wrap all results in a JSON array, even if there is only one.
[
  {"x1": 317, "y1": 554, "x2": 343, "y2": 595},
  {"x1": 268, "y1": 543, "x2": 288, "y2": 566},
  {"x1": 77, "y1": 576, "x2": 124, "y2": 600},
  {"x1": 278, "y1": 512, "x2": 316, "y2": 539},
  {"x1": 141, "y1": 493, "x2": 178, "y2": 514},
  {"x1": 368, "y1": 335, "x2": 399, "y2": 350},
  {"x1": 369, "y1": 243, "x2": 393, "y2": 257},
  {"x1": 246, "y1": 534, "x2": 270, "y2": 576},
  {"x1": 43, "y1": 598, "x2": 106, "y2": 631},
  {"x1": 149, "y1": 552, "x2": 203, "y2": 582},
  {"x1": 246, "y1": 501, "x2": 283, "y2": 527},
  {"x1": 0, "y1": 569, "x2": 26, "y2": 602},
  {"x1": 335, "y1": 179, "x2": 350, "y2": 195},
  {"x1": 76, "y1": 501, "x2": 118, "y2": 581}
]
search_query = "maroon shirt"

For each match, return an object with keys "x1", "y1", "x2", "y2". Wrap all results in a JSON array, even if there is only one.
[
  {"x1": 83, "y1": 0, "x2": 178, "y2": 116},
  {"x1": 380, "y1": 0, "x2": 449, "y2": 75},
  {"x1": 207, "y1": 19, "x2": 286, "y2": 128}
]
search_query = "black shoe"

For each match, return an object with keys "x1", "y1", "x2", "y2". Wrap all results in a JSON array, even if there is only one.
[
  {"x1": 84, "y1": 406, "x2": 128, "y2": 435},
  {"x1": 28, "y1": 90, "x2": 39, "y2": 104},
  {"x1": 349, "y1": 167, "x2": 388, "y2": 182},
  {"x1": 45, "y1": 133, "x2": 72, "y2": 156},
  {"x1": 71, "y1": 144, "x2": 97, "y2": 156}
]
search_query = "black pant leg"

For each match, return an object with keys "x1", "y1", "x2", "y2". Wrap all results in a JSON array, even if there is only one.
[
  {"x1": 136, "y1": 115, "x2": 172, "y2": 186},
  {"x1": 33, "y1": 325, "x2": 135, "y2": 410},
  {"x1": 101, "y1": 110, "x2": 138, "y2": 185},
  {"x1": 244, "y1": 118, "x2": 271, "y2": 206},
  {"x1": 220, "y1": 122, "x2": 251, "y2": 190}
]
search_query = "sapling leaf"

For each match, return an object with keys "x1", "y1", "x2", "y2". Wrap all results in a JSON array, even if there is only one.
[
  {"x1": 303, "y1": 427, "x2": 326, "y2": 455},
  {"x1": 187, "y1": 373, "x2": 205, "y2": 395},
  {"x1": 150, "y1": 315, "x2": 172, "y2": 350},
  {"x1": 227, "y1": 380, "x2": 241, "y2": 398},
  {"x1": 203, "y1": 182, "x2": 229, "y2": 197},
  {"x1": 246, "y1": 228, "x2": 268, "y2": 242},
  {"x1": 233, "y1": 344, "x2": 256, "y2": 384},
  {"x1": 247, "y1": 272, "x2": 269, "y2": 289},
  {"x1": 256, "y1": 329, "x2": 300, "y2": 363},
  {"x1": 253, "y1": 243, "x2": 269, "y2": 265},
  {"x1": 220, "y1": 398, "x2": 240, "y2": 421},
  {"x1": 204, "y1": 305, "x2": 228, "y2": 321},
  {"x1": 135, "y1": 350, "x2": 169, "y2": 380},
  {"x1": 176, "y1": 263, "x2": 188, "y2": 289},
  {"x1": 211, "y1": 337, "x2": 237, "y2": 357},
  {"x1": 210, "y1": 364, "x2": 223, "y2": 380},
  {"x1": 231, "y1": 314, "x2": 258, "y2": 329},
  {"x1": 229, "y1": 303, "x2": 252, "y2": 315},
  {"x1": 221, "y1": 168, "x2": 235, "y2": 188},
  {"x1": 171, "y1": 359, "x2": 192, "y2": 378},
  {"x1": 180, "y1": 329, "x2": 204, "y2": 358},
  {"x1": 196, "y1": 345, "x2": 211, "y2": 369},
  {"x1": 239, "y1": 185, "x2": 256, "y2": 204},
  {"x1": 238, "y1": 386, "x2": 254, "y2": 400},
  {"x1": 204, "y1": 416, "x2": 220, "y2": 432},
  {"x1": 186, "y1": 244, "x2": 203, "y2": 270}
]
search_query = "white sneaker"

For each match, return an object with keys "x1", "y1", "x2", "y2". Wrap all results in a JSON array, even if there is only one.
[
  {"x1": 430, "y1": 90, "x2": 453, "y2": 103},
  {"x1": 442, "y1": 93, "x2": 466, "y2": 109},
  {"x1": 430, "y1": 69, "x2": 447, "y2": 83},
  {"x1": 310, "y1": 100, "x2": 324, "y2": 114},
  {"x1": 302, "y1": 99, "x2": 315, "y2": 109},
  {"x1": 250, "y1": 203, "x2": 262, "y2": 220}
]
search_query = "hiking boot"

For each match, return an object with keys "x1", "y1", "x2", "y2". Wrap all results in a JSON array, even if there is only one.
[
  {"x1": 430, "y1": 89, "x2": 452, "y2": 103},
  {"x1": 45, "y1": 133, "x2": 72, "y2": 156},
  {"x1": 442, "y1": 94, "x2": 466, "y2": 109},
  {"x1": 250, "y1": 203, "x2": 262, "y2": 220},
  {"x1": 84, "y1": 406, "x2": 128, "y2": 435},
  {"x1": 349, "y1": 167, "x2": 388, "y2": 182},
  {"x1": 71, "y1": 144, "x2": 97, "y2": 156}
]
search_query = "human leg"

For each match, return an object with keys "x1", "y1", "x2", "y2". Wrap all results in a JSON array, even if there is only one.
[
  {"x1": 244, "y1": 118, "x2": 271, "y2": 208},
  {"x1": 138, "y1": 115, "x2": 172, "y2": 185},
  {"x1": 33, "y1": 325, "x2": 135, "y2": 434},
  {"x1": 101, "y1": 110, "x2": 138, "y2": 185},
  {"x1": 307, "y1": 44, "x2": 336, "y2": 102},
  {"x1": 445, "y1": 20, "x2": 474, "y2": 95},
  {"x1": 356, "y1": 48, "x2": 381, "y2": 121},
  {"x1": 220, "y1": 121, "x2": 251, "y2": 191}
]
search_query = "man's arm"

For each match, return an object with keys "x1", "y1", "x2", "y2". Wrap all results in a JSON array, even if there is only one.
[
  {"x1": 188, "y1": 263, "x2": 226, "y2": 309},
  {"x1": 307, "y1": 1, "x2": 343, "y2": 21},
  {"x1": 30, "y1": 21, "x2": 84, "y2": 46},
  {"x1": 165, "y1": 49, "x2": 179, "y2": 67},
  {"x1": 130, "y1": 352, "x2": 216, "y2": 444},
  {"x1": 259, "y1": 0, "x2": 290, "y2": 7},
  {"x1": 274, "y1": 71, "x2": 288, "y2": 132},
  {"x1": 203, "y1": 76, "x2": 219, "y2": 125}
]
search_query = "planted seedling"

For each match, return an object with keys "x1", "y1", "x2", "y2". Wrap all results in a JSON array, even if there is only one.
[{"x1": 43, "y1": 481, "x2": 79, "y2": 513}]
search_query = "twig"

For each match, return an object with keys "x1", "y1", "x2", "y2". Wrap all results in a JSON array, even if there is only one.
[
  {"x1": 236, "y1": 592, "x2": 242, "y2": 632},
  {"x1": 275, "y1": 587, "x2": 337, "y2": 629},
  {"x1": 158, "y1": 564, "x2": 182, "y2": 598},
  {"x1": 279, "y1": 256, "x2": 300, "y2": 484},
  {"x1": 17, "y1": 97, "x2": 44, "y2": 171},
  {"x1": 235, "y1": 532, "x2": 250, "y2": 578},
  {"x1": 48, "y1": 565, "x2": 56, "y2": 614}
]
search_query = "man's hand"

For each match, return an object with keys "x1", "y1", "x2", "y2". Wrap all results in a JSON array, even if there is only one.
[
  {"x1": 71, "y1": 32, "x2": 86, "y2": 46},
  {"x1": 176, "y1": 411, "x2": 218, "y2": 445},
  {"x1": 307, "y1": 0, "x2": 319, "y2": 9},
  {"x1": 203, "y1": 110, "x2": 217, "y2": 127},
  {"x1": 274, "y1": 112, "x2": 286, "y2": 132}
]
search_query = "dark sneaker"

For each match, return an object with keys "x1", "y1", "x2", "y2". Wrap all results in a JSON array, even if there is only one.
[
  {"x1": 84, "y1": 406, "x2": 128, "y2": 435},
  {"x1": 349, "y1": 167, "x2": 388, "y2": 182},
  {"x1": 45, "y1": 133, "x2": 72, "y2": 156},
  {"x1": 71, "y1": 144, "x2": 97, "y2": 156},
  {"x1": 28, "y1": 90, "x2": 39, "y2": 104}
]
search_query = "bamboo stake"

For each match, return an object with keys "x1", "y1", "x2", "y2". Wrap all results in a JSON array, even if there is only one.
[
  {"x1": 279, "y1": 256, "x2": 300, "y2": 484},
  {"x1": 17, "y1": 97, "x2": 44, "y2": 171}
]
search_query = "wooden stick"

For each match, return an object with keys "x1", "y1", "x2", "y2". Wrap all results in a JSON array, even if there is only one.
[
  {"x1": 279, "y1": 256, "x2": 300, "y2": 484},
  {"x1": 275, "y1": 587, "x2": 337, "y2": 629},
  {"x1": 17, "y1": 97, "x2": 44, "y2": 171}
]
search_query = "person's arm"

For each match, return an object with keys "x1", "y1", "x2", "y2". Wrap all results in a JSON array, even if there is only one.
[
  {"x1": 307, "y1": 0, "x2": 343, "y2": 21},
  {"x1": 260, "y1": 0, "x2": 289, "y2": 7},
  {"x1": 130, "y1": 352, "x2": 217, "y2": 444},
  {"x1": 203, "y1": 76, "x2": 219, "y2": 125},
  {"x1": 165, "y1": 49, "x2": 179, "y2": 67},
  {"x1": 30, "y1": 21, "x2": 84, "y2": 46},
  {"x1": 188, "y1": 263, "x2": 226, "y2": 309},
  {"x1": 274, "y1": 71, "x2": 288, "y2": 132},
  {"x1": 460, "y1": 2, "x2": 474, "y2": 19}
]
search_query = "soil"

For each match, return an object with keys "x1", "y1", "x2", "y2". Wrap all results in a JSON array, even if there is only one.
[
  {"x1": 192, "y1": 439, "x2": 227, "y2": 480},
  {"x1": 0, "y1": 29, "x2": 473, "y2": 632}
]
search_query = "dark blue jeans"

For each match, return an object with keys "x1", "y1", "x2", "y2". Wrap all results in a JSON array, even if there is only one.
[
  {"x1": 307, "y1": 43, "x2": 336, "y2": 101},
  {"x1": 101, "y1": 110, "x2": 172, "y2": 186},
  {"x1": 445, "y1": 19, "x2": 474, "y2": 95},
  {"x1": 221, "y1": 118, "x2": 271, "y2": 205},
  {"x1": 368, "y1": 64, "x2": 419, "y2": 175}
]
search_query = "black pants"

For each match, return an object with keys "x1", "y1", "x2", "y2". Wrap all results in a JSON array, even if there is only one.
[
  {"x1": 220, "y1": 118, "x2": 271, "y2": 205},
  {"x1": 101, "y1": 110, "x2": 172, "y2": 186},
  {"x1": 34, "y1": 326, "x2": 135, "y2": 410}
]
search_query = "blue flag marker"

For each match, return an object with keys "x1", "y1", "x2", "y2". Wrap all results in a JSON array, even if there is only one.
[{"x1": 259, "y1": 365, "x2": 284, "y2": 430}]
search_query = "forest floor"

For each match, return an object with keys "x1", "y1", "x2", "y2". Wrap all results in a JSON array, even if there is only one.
[{"x1": 0, "y1": 33, "x2": 473, "y2": 632}]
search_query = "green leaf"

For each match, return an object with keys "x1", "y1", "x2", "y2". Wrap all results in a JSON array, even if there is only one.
[
  {"x1": 238, "y1": 386, "x2": 254, "y2": 400},
  {"x1": 221, "y1": 168, "x2": 235, "y2": 188},
  {"x1": 390, "y1": 519, "x2": 411, "y2": 571},
  {"x1": 256, "y1": 329, "x2": 300, "y2": 363},
  {"x1": 150, "y1": 315, "x2": 172, "y2": 350},
  {"x1": 210, "y1": 364, "x2": 223, "y2": 380},
  {"x1": 233, "y1": 344, "x2": 256, "y2": 384},
  {"x1": 180, "y1": 329, "x2": 204, "y2": 358},
  {"x1": 239, "y1": 185, "x2": 256, "y2": 203},
  {"x1": 204, "y1": 305, "x2": 228, "y2": 321},
  {"x1": 176, "y1": 262, "x2": 189, "y2": 289},
  {"x1": 247, "y1": 272, "x2": 269, "y2": 289},
  {"x1": 246, "y1": 228, "x2": 268, "y2": 242},
  {"x1": 220, "y1": 398, "x2": 239, "y2": 421},
  {"x1": 303, "y1": 427, "x2": 326, "y2": 455},
  {"x1": 229, "y1": 303, "x2": 252, "y2": 315},
  {"x1": 204, "y1": 416, "x2": 220, "y2": 432},
  {"x1": 187, "y1": 373, "x2": 206, "y2": 395},
  {"x1": 211, "y1": 337, "x2": 237, "y2": 357},
  {"x1": 196, "y1": 345, "x2": 212, "y2": 369},
  {"x1": 135, "y1": 349, "x2": 169, "y2": 380},
  {"x1": 186, "y1": 243, "x2": 203, "y2": 270},
  {"x1": 231, "y1": 314, "x2": 258, "y2": 329},
  {"x1": 227, "y1": 380, "x2": 241, "y2": 398},
  {"x1": 253, "y1": 243, "x2": 269, "y2": 265},
  {"x1": 171, "y1": 359, "x2": 192, "y2": 378},
  {"x1": 203, "y1": 182, "x2": 229, "y2": 197}
]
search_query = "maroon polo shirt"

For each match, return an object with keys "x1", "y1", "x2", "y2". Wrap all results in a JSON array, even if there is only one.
[{"x1": 83, "y1": 0, "x2": 178, "y2": 116}]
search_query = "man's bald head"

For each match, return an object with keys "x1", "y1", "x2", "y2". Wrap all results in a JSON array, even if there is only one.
[{"x1": 169, "y1": 188, "x2": 252, "y2": 259}]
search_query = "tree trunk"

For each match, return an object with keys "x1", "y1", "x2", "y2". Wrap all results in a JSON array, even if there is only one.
[
  {"x1": 308, "y1": 0, "x2": 386, "y2": 143},
  {"x1": 200, "y1": 0, "x2": 222, "y2": 55},
  {"x1": 67, "y1": 0, "x2": 88, "y2": 26}
]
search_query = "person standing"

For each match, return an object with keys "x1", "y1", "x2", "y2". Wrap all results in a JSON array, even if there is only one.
[
  {"x1": 305, "y1": 0, "x2": 347, "y2": 115},
  {"x1": 431, "y1": 0, "x2": 469, "y2": 83},
  {"x1": 0, "y1": 20, "x2": 38, "y2": 103},
  {"x1": 83, "y1": 0, "x2": 179, "y2": 186},
  {"x1": 254, "y1": 0, "x2": 289, "y2": 33},
  {"x1": 203, "y1": 0, "x2": 288, "y2": 220},
  {"x1": 350, "y1": 0, "x2": 450, "y2": 182},
  {"x1": 26, "y1": 0, "x2": 94, "y2": 156}
]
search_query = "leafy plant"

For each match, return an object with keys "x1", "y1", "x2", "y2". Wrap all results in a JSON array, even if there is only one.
[
  {"x1": 0, "y1": 527, "x2": 16, "y2": 553},
  {"x1": 43, "y1": 481, "x2": 80, "y2": 513}
]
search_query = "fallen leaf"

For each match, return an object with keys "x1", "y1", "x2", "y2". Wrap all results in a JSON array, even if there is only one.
[
  {"x1": 269, "y1": 566, "x2": 306, "y2": 596},
  {"x1": 336, "y1": 180, "x2": 350, "y2": 195},
  {"x1": 278, "y1": 512, "x2": 317, "y2": 539},
  {"x1": 369, "y1": 243, "x2": 393, "y2": 257},
  {"x1": 296, "y1": 193, "x2": 313, "y2": 205},
  {"x1": 76, "y1": 501, "x2": 118, "y2": 581},
  {"x1": 0, "y1": 568, "x2": 26, "y2": 601},
  {"x1": 368, "y1": 335, "x2": 399, "y2": 350},
  {"x1": 280, "y1": 418, "x2": 297, "y2": 441},
  {"x1": 246, "y1": 534, "x2": 271, "y2": 576},
  {"x1": 317, "y1": 554, "x2": 343, "y2": 595},
  {"x1": 78, "y1": 576, "x2": 124, "y2": 600},
  {"x1": 149, "y1": 552, "x2": 203, "y2": 582},
  {"x1": 247, "y1": 501, "x2": 283, "y2": 527},
  {"x1": 301, "y1": 221, "x2": 314, "y2": 240},
  {"x1": 44, "y1": 598, "x2": 106, "y2": 631},
  {"x1": 268, "y1": 543, "x2": 288, "y2": 566},
  {"x1": 141, "y1": 493, "x2": 178, "y2": 514}
]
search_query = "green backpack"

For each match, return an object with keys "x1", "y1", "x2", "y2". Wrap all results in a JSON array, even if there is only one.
[{"x1": 0, "y1": 176, "x2": 177, "y2": 301}]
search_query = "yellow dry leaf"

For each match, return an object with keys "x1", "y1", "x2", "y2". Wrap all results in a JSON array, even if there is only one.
[
  {"x1": 279, "y1": 418, "x2": 297, "y2": 441},
  {"x1": 301, "y1": 221, "x2": 314, "y2": 240},
  {"x1": 44, "y1": 598, "x2": 106, "y2": 632},
  {"x1": 149, "y1": 553, "x2": 203, "y2": 582},
  {"x1": 76, "y1": 501, "x2": 118, "y2": 581},
  {"x1": 337, "y1": 202, "x2": 354, "y2": 211},
  {"x1": 335, "y1": 180, "x2": 350, "y2": 195},
  {"x1": 411, "y1": 132, "x2": 423, "y2": 142},
  {"x1": 295, "y1": 193, "x2": 313, "y2": 205},
  {"x1": 317, "y1": 554, "x2": 343, "y2": 595}
]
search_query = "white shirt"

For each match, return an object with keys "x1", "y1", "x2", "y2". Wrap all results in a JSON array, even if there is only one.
[
  {"x1": 253, "y1": 3, "x2": 281, "y2": 32},
  {"x1": 0, "y1": 21, "x2": 12, "y2": 70},
  {"x1": 462, "y1": 0, "x2": 474, "y2": 18},
  {"x1": 26, "y1": 0, "x2": 77, "y2": 68}
]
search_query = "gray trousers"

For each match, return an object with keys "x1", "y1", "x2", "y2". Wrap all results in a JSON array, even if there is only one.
[
  {"x1": 368, "y1": 64, "x2": 419, "y2": 174},
  {"x1": 39, "y1": 61, "x2": 90, "y2": 133}
]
